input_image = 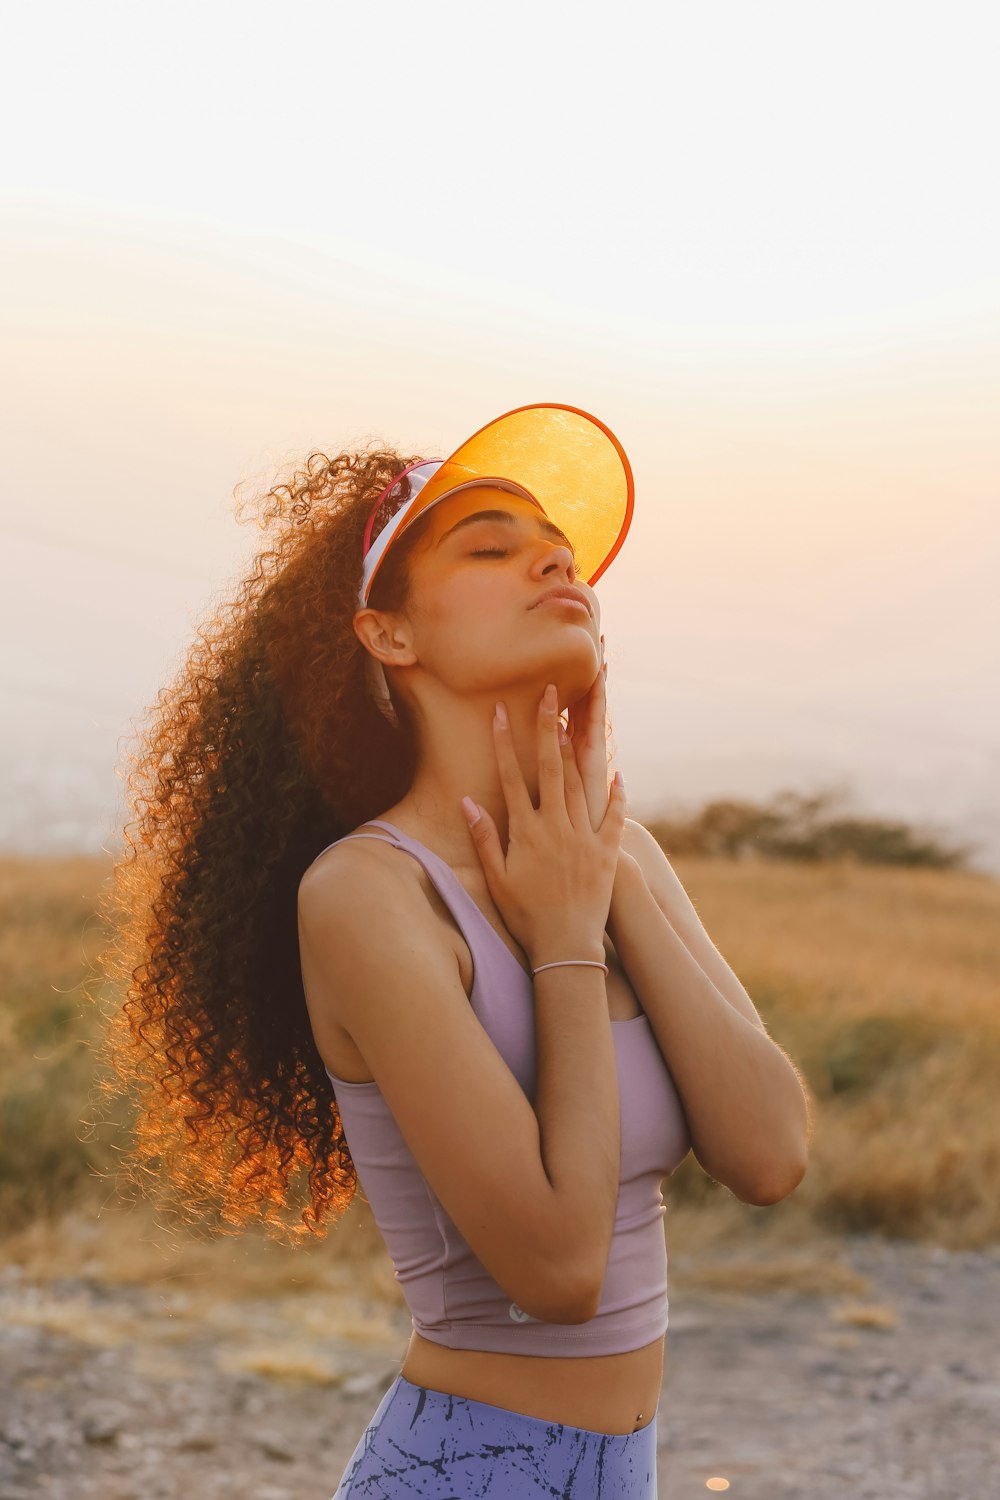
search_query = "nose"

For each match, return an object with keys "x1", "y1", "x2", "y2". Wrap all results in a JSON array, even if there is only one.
[{"x1": 536, "y1": 543, "x2": 575, "y2": 576}]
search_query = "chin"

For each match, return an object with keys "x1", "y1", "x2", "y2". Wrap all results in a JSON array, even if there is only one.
[{"x1": 553, "y1": 645, "x2": 602, "y2": 708}]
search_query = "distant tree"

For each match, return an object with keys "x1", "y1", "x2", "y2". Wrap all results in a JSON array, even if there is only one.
[{"x1": 643, "y1": 786, "x2": 977, "y2": 869}]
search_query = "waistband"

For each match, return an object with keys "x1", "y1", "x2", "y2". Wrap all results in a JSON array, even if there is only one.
[{"x1": 393, "y1": 1372, "x2": 657, "y2": 1442}]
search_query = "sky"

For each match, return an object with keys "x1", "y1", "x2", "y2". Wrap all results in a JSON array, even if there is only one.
[{"x1": 2, "y1": 0, "x2": 998, "y2": 871}]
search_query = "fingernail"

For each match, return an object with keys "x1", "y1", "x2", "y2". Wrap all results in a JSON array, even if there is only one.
[
  {"x1": 614, "y1": 768, "x2": 624, "y2": 788},
  {"x1": 494, "y1": 701, "x2": 508, "y2": 728},
  {"x1": 544, "y1": 683, "x2": 557, "y2": 710},
  {"x1": 461, "y1": 795, "x2": 481, "y2": 825},
  {"x1": 558, "y1": 724, "x2": 569, "y2": 745}
]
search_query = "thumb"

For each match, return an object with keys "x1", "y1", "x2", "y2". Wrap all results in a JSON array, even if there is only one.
[
  {"x1": 599, "y1": 767, "x2": 628, "y2": 843},
  {"x1": 461, "y1": 797, "x2": 505, "y2": 889}
]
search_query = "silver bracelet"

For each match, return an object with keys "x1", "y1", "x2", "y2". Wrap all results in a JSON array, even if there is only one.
[{"x1": 531, "y1": 959, "x2": 609, "y2": 976}]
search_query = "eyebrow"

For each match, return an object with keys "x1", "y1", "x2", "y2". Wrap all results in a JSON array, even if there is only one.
[{"x1": 436, "y1": 508, "x2": 577, "y2": 556}]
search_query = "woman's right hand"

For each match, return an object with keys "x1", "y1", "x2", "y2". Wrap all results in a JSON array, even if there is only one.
[{"x1": 461, "y1": 682, "x2": 627, "y2": 968}]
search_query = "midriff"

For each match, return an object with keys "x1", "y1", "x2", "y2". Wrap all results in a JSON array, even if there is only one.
[{"x1": 400, "y1": 1329, "x2": 664, "y2": 1435}]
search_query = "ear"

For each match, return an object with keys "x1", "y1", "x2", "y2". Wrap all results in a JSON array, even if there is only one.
[{"x1": 352, "y1": 607, "x2": 418, "y2": 670}]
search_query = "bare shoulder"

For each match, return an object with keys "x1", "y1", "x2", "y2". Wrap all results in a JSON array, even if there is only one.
[
  {"x1": 621, "y1": 815, "x2": 673, "y2": 878},
  {"x1": 621, "y1": 816, "x2": 663, "y2": 857},
  {"x1": 300, "y1": 823, "x2": 410, "y2": 888},
  {"x1": 298, "y1": 829, "x2": 460, "y2": 954},
  {"x1": 620, "y1": 817, "x2": 698, "y2": 919},
  {"x1": 626, "y1": 816, "x2": 671, "y2": 864},
  {"x1": 296, "y1": 822, "x2": 452, "y2": 936},
  {"x1": 297, "y1": 828, "x2": 465, "y2": 999}
]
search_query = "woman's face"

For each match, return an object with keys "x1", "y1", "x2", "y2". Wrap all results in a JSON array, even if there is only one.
[{"x1": 393, "y1": 486, "x2": 602, "y2": 705}]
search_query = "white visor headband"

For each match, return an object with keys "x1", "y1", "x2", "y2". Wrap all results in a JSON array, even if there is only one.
[{"x1": 358, "y1": 462, "x2": 540, "y2": 608}]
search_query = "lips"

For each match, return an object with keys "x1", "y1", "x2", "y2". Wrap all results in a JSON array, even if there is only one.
[{"x1": 529, "y1": 585, "x2": 593, "y2": 617}]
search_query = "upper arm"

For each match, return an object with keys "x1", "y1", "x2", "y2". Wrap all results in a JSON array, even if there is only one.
[
  {"x1": 297, "y1": 845, "x2": 594, "y2": 1323},
  {"x1": 622, "y1": 817, "x2": 770, "y2": 1035}
]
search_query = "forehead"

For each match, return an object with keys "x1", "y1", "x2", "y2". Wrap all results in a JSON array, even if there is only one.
[{"x1": 418, "y1": 485, "x2": 572, "y2": 546}]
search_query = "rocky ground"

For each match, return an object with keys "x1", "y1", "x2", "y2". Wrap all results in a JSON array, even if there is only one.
[{"x1": 1, "y1": 1234, "x2": 997, "y2": 1500}]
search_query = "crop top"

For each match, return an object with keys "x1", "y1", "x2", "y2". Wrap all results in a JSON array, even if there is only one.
[{"x1": 309, "y1": 818, "x2": 692, "y2": 1357}]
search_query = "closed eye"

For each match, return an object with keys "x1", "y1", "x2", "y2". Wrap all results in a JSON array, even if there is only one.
[{"x1": 470, "y1": 546, "x2": 509, "y2": 557}]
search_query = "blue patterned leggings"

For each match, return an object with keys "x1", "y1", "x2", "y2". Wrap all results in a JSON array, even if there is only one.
[{"x1": 331, "y1": 1372, "x2": 658, "y2": 1497}]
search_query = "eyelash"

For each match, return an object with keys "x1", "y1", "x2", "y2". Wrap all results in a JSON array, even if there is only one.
[{"x1": 469, "y1": 543, "x2": 577, "y2": 562}]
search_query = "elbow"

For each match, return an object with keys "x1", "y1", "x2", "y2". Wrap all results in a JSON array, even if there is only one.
[
  {"x1": 742, "y1": 1150, "x2": 809, "y2": 1207},
  {"x1": 565, "y1": 1270, "x2": 604, "y2": 1323},
  {"x1": 532, "y1": 1249, "x2": 605, "y2": 1325},
  {"x1": 561, "y1": 1239, "x2": 612, "y2": 1323},
  {"x1": 517, "y1": 1202, "x2": 612, "y2": 1324},
  {"x1": 697, "y1": 1133, "x2": 809, "y2": 1207},
  {"x1": 547, "y1": 1282, "x2": 602, "y2": 1325},
  {"x1": 512, "y1": 1277, "x2": 598, "y2": 1326}
]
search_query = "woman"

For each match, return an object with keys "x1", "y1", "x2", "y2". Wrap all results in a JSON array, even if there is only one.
[{"x1": 101, "y1": 405, "x2": 810, "y2": 1498}]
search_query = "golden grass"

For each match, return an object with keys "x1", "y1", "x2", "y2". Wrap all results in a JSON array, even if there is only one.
[
  {"x1": 683, "y1": 854, "x2": 999, "y2": 1034},
  {"x1": 3, "y1": 1294, "x2": 148, "y2": 1348},
  {"x1": 214, "y1": 1346, "x2": 346, "y2": 1385},
  {"x1": 0, "y1": 1199, "x2": 406, "y2": 1337},
  {"x1": 830, "y1": 1301, "x2": 900, "y2": 1330},
  {"x1": 670, "y1": 1255, "x2": 871, "y2": 1299},
  {"x1": 667, "y1": 854, "x2": 1000, "y2": 1249},
  {"x1": 1, "y1": 848, "x2": 998, "y2": 1300}
]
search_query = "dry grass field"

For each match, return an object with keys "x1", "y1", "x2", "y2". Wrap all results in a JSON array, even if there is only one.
[{"x1": 2, "y1": 846, "x2": 998, "y2": 1303}]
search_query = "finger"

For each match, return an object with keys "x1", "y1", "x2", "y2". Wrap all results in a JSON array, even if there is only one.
[
  {"x1": 598, "y1": 767, "x2": 628, "y2": 842},
  {"x1": 571, "y1": 661, "x2": 607, "y2": 749},
  {"x1": 461, "y1": 797, "x2": 506, "y2": 891},
  {"x1": 590, "y1": 656, "x2": 608, "y2": 728},
  {"x1": 566, "y1": 687, "x2": 590, "y2": 746},
  {"x1": 490, "y1": 702, "x2": 534, "y2": 826},
  {"x1": 557, "y1": 722, "x2": 592, "y2": 827},
  {"x1": 536, "y1": 683, "x2": 567, "y2": 817},
  {"x1": 581, "y1": 678, "x2": 608, "y2": 760}
]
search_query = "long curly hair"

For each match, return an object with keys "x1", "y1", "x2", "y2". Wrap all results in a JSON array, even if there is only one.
[{"x1": 95, "y1": 444, "x2": 442, "y2": 1243}]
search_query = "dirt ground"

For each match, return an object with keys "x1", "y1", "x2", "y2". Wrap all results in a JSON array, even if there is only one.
[{"x1": 1, "y1": 1232, "x2": 997, "y2": 1500}]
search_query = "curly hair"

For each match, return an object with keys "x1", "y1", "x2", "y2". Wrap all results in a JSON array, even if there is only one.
[{"x1": 95, "y1": 444, "x2": 443, "y2": 1243}]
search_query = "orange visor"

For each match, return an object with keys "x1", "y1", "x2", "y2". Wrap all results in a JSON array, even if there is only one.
[{"x1": 359, "y1": 402, "x2": 634, "y2": 607}]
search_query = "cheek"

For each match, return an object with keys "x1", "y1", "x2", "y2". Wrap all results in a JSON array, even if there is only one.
[
  {"x1": 412, "y1": 578, "x2": 507, "y2": 656},
  {"x1": 429, "y1": 573, "x2": 508, "y2": 622}
]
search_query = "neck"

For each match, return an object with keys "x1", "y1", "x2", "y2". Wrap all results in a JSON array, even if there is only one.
[{"x1": 385, "y1": 679, "x2": 556, "y2": 867}]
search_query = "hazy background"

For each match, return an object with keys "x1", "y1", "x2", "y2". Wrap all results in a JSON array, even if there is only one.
[
  {"x1": 2, "y1": 0, "x2": 997, "y2": 869},
  {"x1": 2, "y1": 14, "x2": 999, "y2": 1496}
]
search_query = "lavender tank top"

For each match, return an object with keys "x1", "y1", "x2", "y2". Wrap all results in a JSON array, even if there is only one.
[{"x1": 311, "y1": 818, "x2": 692, "y2": 1357}]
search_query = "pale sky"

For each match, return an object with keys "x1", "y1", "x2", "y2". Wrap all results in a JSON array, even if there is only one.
[{"x1": 2, "y1": 1, "x2": 998, "y2": 870}]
